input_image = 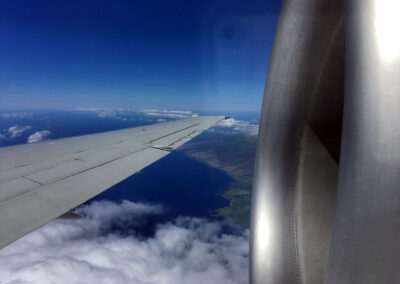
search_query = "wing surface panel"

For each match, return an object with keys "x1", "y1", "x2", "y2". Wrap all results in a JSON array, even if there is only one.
[{"x1": 0, "y1": 116, "x2": 223, "y2": 248}]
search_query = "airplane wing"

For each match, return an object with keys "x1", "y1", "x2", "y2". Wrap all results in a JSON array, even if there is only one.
[{"x1": 0, "y1": 116, "x2": 224, "y2": 249}]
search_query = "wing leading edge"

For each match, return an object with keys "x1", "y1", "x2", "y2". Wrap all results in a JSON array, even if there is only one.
[{"x1": 0, "y1": 116, "x2": 224, "y2": 249}]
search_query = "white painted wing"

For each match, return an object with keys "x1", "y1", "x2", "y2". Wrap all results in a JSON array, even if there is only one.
[{"x1": 0, "y1": 116, "x2": 223, "y2": 249}]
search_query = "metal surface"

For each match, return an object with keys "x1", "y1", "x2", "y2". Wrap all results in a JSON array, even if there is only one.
[
  {"x1": 0, "y1": 116, "x2": 223, "y2": 249},
  {"x1": 251, "y1": 0, "x2": 400, "y2": 283},
  {"x1": 324, "y1": 0, "x2": 400, "y2": 282},
  {"x1": 296, "y1": 127, "x2": 338, "y2": 284},
  {"x1": 250, "y1": 0, "x2": 343, "y2": 283}
]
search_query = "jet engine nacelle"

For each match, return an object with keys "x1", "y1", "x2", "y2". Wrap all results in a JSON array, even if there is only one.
[{"x1": 250, "y1": 0, "x2": 400, "y2": 283}]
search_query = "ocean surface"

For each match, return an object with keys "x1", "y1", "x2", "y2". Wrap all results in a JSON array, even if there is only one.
[{"x1": 89, "y1": 150, "x2": 233, "y2": 236}]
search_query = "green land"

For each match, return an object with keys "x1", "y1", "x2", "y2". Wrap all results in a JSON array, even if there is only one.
[{"x1": 180, "y1": 132, "x2": 257, "y2": 228}]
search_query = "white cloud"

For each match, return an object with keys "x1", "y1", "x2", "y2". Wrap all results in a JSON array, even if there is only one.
[
  {"x1": 76, "y1": 108, "x2": 117, "y2": 118},
  {"x1": 215, "y1": 118, "x2": 258, "y2": 136},
  {"x1": 0, "y1": 125, "x2": 32, "y2": 141},
  {"x1": 97, "y1": 109, "x2": 117, "y2": 118},
  {"x1": 27, "y1": 130, "x2": 51, "y2": 143},
  {"x1": 7, "y1": 125, "x2": 32, "y2": 138},
  {"x1": 142, "y1": 110, "x2": 198, "y2": 119},
  {"x1": 75, "y1": 107, "x2": 104, "y2": 112},
  {"x1": 145, "y1": 112, "x2": 188, "y2": 119},
  {"x1": 75, "y1": 108, "x2": 144, "y2": 120},
  {"x1": 0, "y1": 200, "x2": 249, "y2": 284},
  {"x1": 160, "y1": 110, "x2": 193, "y2": 114},
  {"x1": 74, "y1": 108, "x2": 198, "y2": 121},
  {"x1": 0, "y1": 112, "x2": 31, "y2": 119}
]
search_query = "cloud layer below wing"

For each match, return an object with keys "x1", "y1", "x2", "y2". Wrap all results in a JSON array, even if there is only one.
[{"x1": 0, "y1": 200, "x2": 249, "y2": 284}]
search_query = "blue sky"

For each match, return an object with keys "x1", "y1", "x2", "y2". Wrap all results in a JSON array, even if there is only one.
[{"x1": 0, "y1": 0, "x2": 281, "y2": 111}]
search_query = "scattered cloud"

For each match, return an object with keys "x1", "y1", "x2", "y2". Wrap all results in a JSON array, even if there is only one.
[
  {"x1": 74, "y1": 108, "x2": 199, "y2": 122},
  {"x1": 0, "y1": 125, "x2": 32, "y2": 141},
  {"x1": 215, "y1": 118, "x2": 258, "y2": 136},
  {"x1": 7, "y1": 125, "x2": 32, "y2": 138},
  {"x1": 161, "y1": 110, "x2": 193, "y2": 115},
  {"x1": 75, "y1": 108, "x2": 140, "y2": 120},
  {"x1": 75, "y1": 107, "x2": 104, "y2": 112},
  {"x1": 76, "y1": 107, "x2": 118, "y2": 118},
  {"x1": 0, "y1": 112, "x2": 32, "y2": 119},
  {"x1": 142, "y1": 110, "x2": 198, "y2": 119},
  {"x1": 0, "y1": 200, "x2": 249, "y2": 284},
  {"x1": 97, "y1": 109, "x2": 117, "y2": 118},
  {"x1": 27, "y1": 130, "x2": 51, "y2": 143}
]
